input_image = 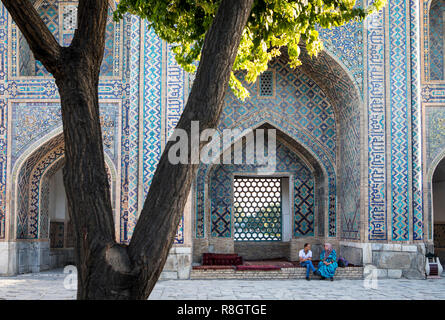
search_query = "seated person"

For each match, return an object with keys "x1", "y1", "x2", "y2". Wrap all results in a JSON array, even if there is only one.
[
  {"x1": 316, "y1": 243, "x2": 338, "y2": 281},
  {"x1": 299, "y1": 243, "x2": 316, "y2": 280}
]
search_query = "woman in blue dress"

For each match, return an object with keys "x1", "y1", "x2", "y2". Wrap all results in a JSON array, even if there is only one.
[{"x1": 316, "y1": 243, "x2": 338, "y2": 281}]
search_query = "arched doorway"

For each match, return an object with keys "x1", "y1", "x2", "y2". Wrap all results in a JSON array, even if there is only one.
[
  {"x1": 11, "y1": 132, "x2": 116, "y2": 273},
  {"x1": 208, "y1": 127, "x2": 326, "y2": 261},
  {"x1": 46, "y1": 164, "x2": 74, "y2": 248},
  {"x1": 192, "y1": 47, "x2": 363, "y2": 268},
  {"x1": 432, "y1": 156, "x2": 445, "y2": 262}
]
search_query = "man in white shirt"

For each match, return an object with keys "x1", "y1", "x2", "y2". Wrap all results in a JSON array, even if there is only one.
[{"x1": 299, "y1": 243, "x2": 316, "y2": 280}]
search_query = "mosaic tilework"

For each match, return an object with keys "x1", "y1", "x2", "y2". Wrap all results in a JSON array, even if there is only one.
[
  {"x1": 16, "y1": 136, "x2": 64, "y2": 239},
  {"x1": 196, "y1": 58, "x2": 339, "y2": 238},
  {"x1": 196, "y1": 111, "x2": 337, "y2": 238},
  {"x1": 2, "y1": 1, "x2": 129, "y2": 243},
  {"x1": 210, "y1": 165, "x2": 233, "y2": 237},
  {"x1": 220, "y1": 59, "x2": 337, "y2": 156},
  {"x1": 334, "y1": 81, "x2": 361, "y2": 240},
  {"x1": 294, "y1": 176, "x2": 315, "y2": 236},
  {"x1": 101, "y1": 6, "x2": 116, "y2": 76},
  {"x1": 40, "y1": 174, "x2": 50, "y2": 239},
  {"x1": 423, "y1": 0, "x2": 443, "y2": 81},
  {"x1": 39, "y1": 157, "x2": 65, "y2": 239},
  {"x1": 0, "y1": 4, "x2": 7, "y2": 239},
  {"x1": 139, "y1": 31, "x2": 185, "y2": 244},
  {"x1": 18, "y1": 34, "x2": 34, "y2": 76},
  {"x1": 120, "y1": 14, "x2": 140, "y2": 242},
  {"x1": 367, "y1": 5, "x2": 387, "y2": 240},
  {"x1": 141, "y1": 25, "x2": 162, "y2": 199},
  {"x1": 35, "y1": 1, "x2": 59, "y2": 76},
  {"x1": 318, "y1": 19, "x2": 364, "y2": 92},
  {"x1": 11, "y1": 102, "x2": 120, "y2": 165},
  {"x1": 298, "y1": 51, "x2": 361, "y2": 239},
  {"x1": 426, "y1": 106, "x2": 445, "y2": 166},
  {"x1": 17, "y1": 138, "x2": 114, "y2": 240},
  {"x1": 128, "y1": 22, "x2": 185, "y2": 244},
  {"x1": 429, "y1": 0, "x2": 444, "y2": 80},
  {"x1": 208, "y1": 141, "x2": 314, "y2": 238},
  {"x1": 27, "y1": 146, "x2": 64, "y2": 239},
  {"x1": 389, "y1": 1, "x2": 411, "y2": 241},
  {"x1": 422, "y1": 83, "x2": 445, "y2": 242},
  {"x1": 141, "y1": 38, "x2": 185, "y2": 194},
  {"x1": 423, "y1": 0, "x2": 445, "y2": 221},
  {"x1": 15, "y1": 1, "x2": 121, "y2": 78},
  {"x1": 12, "y1": 102, "x2": 61, "y2": 157},
  {"x1": 59, "y1": 2, "x2": 121, "y2": 77},
  {"x1": 195, "y1": 170, "x2": 206, "y2": 238},
  {"x1": 389, "y1": 0, "x2": 410, "y2": 241},
  {"x1": 422, "y1": 84, "x2": 445, "y2": 102},
  {"x1": 0, "y1": 0, "x2": 430, "y2": 248},
  {"x1": 410, "y1": 0, "x2": 424, "y2": 240},
  {"x1": 166, "y1": 43, "x2": 185, "y2": 140}
]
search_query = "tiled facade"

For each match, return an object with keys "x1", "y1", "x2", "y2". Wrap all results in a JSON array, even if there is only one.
[{"x1": 0, "y1": 0, "x2": 442, "y2": 279}]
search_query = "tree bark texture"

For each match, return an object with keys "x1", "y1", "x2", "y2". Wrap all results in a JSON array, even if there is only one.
[
  {"x1": 2, "y1": 0, "x2": 254, "y2": 299},
  {"x1": 128, "y1": 0, "x2": 254, "y2": 298}
]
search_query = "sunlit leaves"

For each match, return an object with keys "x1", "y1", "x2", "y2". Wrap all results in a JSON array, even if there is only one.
[{"x1": 115, "y1": 0, "x2": 385, "y2": 99}]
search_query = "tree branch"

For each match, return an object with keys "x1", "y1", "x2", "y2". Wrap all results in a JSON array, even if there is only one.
[
  {"x1": 1, "y1": 0, "x2": 61, "y2": 75},
  {"x1": 71, "y1": 0, "x2": 108, "y2": 67},
  {"x1": 128, "y1": 0, "x2": 254, "y2": 298}
]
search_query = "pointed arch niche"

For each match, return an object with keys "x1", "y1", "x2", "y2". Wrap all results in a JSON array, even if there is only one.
[{"x1": 9, "y1": 131, "x2": 117, "y2": 273}]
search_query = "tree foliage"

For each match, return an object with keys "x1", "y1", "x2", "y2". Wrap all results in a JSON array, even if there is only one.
[{"x1": 115, "y1": 0, "x2": 385, "y2": 99}]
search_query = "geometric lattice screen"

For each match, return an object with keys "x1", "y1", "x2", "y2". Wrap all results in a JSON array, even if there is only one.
[
  {"x1": 259, "y1": 71, "x2": 274, "y2": 96},
  {"x1": 233, "y1": 177, "x2": 282, "y2": 241}
]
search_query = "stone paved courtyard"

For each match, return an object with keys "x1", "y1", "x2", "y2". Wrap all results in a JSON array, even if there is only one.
[{"x1": 0, "y1": 269, "x2": 444, "y2": 300}]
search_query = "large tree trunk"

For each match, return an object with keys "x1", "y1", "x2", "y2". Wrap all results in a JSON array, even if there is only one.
[
  {"x1": 54, "y1": 2, "x2": 138, "y2": 299},
  {"x1": 127, "y1": 0, "x2": 254, "y2": 299},
  {"x1": 56, "y1": 51, "x2": 136, "y2": 299},
  {"x1": 51, "y1": 3, "x2": 134, "y2": 299},
  {"x1": 3, "y1": 0, "x2": 253, "y2": 299},
  {"x1": 2, "y1": 0, "x2": 134, "y2": 299}
]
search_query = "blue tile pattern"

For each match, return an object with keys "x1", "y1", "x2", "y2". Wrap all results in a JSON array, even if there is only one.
[
  {"x1": 0, "y1": 0, "x2": 431, "y2": 246},
  {"x1": 429, "y1": 0, "x2": 444, "y2": 80},
  {"x1": 208, "y1": 141, "x2": 314, "y2": 238},
  {"x1": 367, "y1": 5, "x2": 387, "y2": 240},
  {"x1": 389, "y1": 0, "x2": 410, "y2": 241}
]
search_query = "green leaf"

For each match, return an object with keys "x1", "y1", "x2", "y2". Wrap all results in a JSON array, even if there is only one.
[{"x1": 115, "y1": 0, "x2": 387, "y2": 99}]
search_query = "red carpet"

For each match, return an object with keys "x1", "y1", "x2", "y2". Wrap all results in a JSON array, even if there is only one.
[
  {"x1": 202, "y1": 253, "x2": 243, "y2": 266},
  {"x1": 197, "y1": 254, "x2": 360, "y2": 272}
]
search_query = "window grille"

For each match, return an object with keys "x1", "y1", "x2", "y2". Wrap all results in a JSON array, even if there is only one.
[
  {"x1": 259, "y1": 71, "x2": 274, "y2": 97},
  {"x1": 233, "y1": 177, "x2": 282, "y2": 241},
  {"x1": 62, "y1": 5, "x2": 77, "y2": 31}
]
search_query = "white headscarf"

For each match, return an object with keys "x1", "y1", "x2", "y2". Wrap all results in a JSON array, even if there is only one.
[{"x1": 324, "y1": 243, "x2": 333, "y2": 259}]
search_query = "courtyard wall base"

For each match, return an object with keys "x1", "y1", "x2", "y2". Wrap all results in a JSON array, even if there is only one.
[{"x1": 340, "y1": 241, "x2": 427, "y2": 279}]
